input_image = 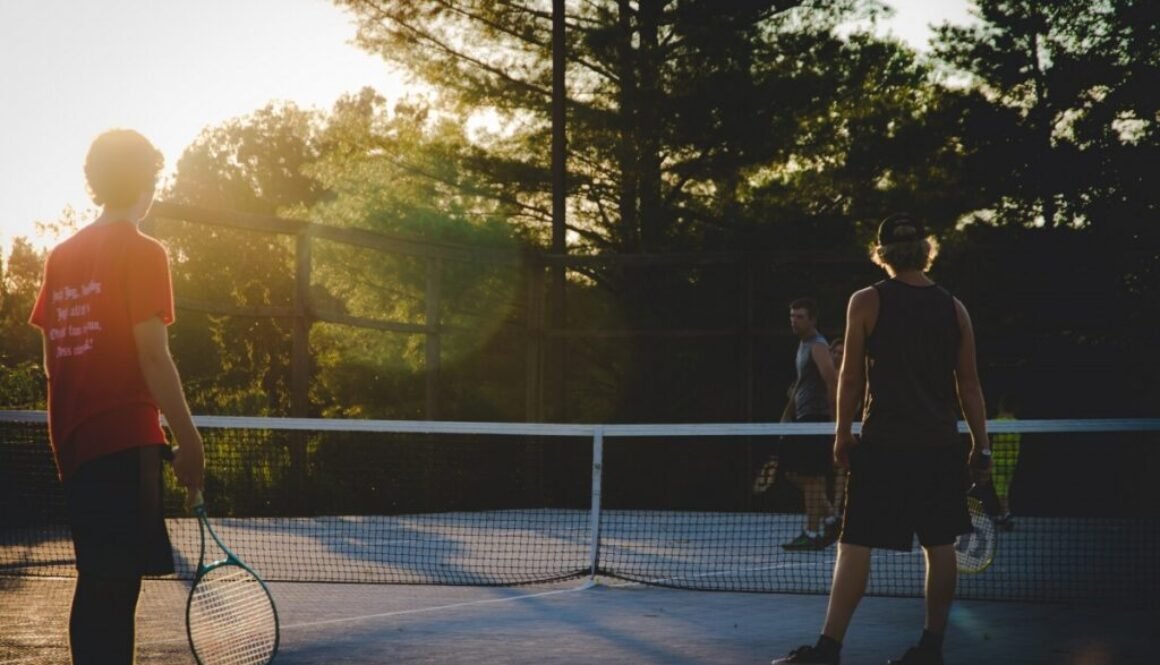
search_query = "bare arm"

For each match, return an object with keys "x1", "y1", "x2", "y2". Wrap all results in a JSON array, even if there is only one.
[
  {"x1": 810, "y1": 341, "x2": 838, "y2": 418},
  {"x1": 837, "y1": 289, "x2": 873, "y2": 435},
  {"x1": 953, "y1": 298, "x2": 991, "y2": 471},
  {"x1": 834, "y1": 288, "x2": 875, "y2": 466},
  {"x1": 133, "y1": 316, "x2": 204, "y2": 492}
]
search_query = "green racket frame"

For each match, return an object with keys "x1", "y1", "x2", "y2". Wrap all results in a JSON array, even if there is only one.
[{"x1": 185, "y1": 493, "x2": 280, "y2": 665}]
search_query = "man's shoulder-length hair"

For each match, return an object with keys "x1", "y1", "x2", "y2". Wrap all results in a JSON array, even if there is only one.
[{"x1": 869, "y1": 236, "x2": 940, "y2": 273}]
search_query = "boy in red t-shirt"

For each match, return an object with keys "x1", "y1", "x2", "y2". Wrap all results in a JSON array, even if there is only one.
[{"x1": 30, "y1": 129, "x2": 205, "y2": 665}]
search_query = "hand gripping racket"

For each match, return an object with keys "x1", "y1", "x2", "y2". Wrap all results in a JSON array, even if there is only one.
[
  {"x1": 954, "y1": 484, "x2": 997, "y2": 574},
  {"x1": 186, "y1": 490, "x2": 280, "y2": 665}
]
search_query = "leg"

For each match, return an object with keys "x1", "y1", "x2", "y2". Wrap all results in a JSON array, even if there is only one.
[
  {"x1": 883, "y1": 544, "x2": 957, "y2": 663},
  {"x1": 70, "y1": 573, "x2": 142, "y2": 665},
  {"x1": 820, "y1": 543, "x2": 871, "y2": 642},
  {"x1": 781, "y1": 472, "x2": 833, "y2": 550},
  {"x1": 65, "y1": 447, "x2": 174, "y2": 665},
  {"x1": 801, "y1": 475, "x2": 834, "y2": 532},
  {"x1": 781, "y1": 430, "x2": 835, "y2": 536},
  {"x1": 770, "y1": 543, "x2": 869, "y2": 664},
  {"x1": 922, "y1": 544, "x2": 957, "y2": 634},
  {"x1": 884, "y1": 448, "x2": 973, "y2": 663}
]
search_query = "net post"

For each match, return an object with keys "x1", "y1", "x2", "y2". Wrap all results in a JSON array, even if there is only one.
[{"x1": 587, "y1": 426, "x2": 604, "y2": 580}]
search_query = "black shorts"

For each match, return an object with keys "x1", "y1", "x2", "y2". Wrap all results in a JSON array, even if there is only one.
[
  {"x1": 840, "y1": 443, "x2": 972, "y2": 551},
  {"x1": 65, "y1": 445, "x2": 175, "y2": 577},
  {"x1": 776, "y1": 413, "x2": 833, "y2": 476}
]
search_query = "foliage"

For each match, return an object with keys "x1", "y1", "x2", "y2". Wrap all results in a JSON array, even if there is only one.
[
  {"x1": 1, "y1": 239, "x2": 44, "y2": 363},
  {"x1": 151, "y1": 91, "x2": 533, "y2": 419},
  {"x1": 929, "y1": 0, "x2": 1160, "y2": 415},
  {"x1": 3, "y1": 1, "x2": 1155, "y2": 421},
  {"x1": 336, "y1": 0, "x2": 948, "y2": 252},
  {"x1": 934, "y1": 0, "x2": 1160, "y2": 230},
  {"x1": 152, "y1": 103, "x2": 334, "y2": 415}
]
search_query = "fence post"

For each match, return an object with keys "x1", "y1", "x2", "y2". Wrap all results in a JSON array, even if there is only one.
[
  {"x1": 425, "y1": 257, "x2": 442, "y2": 419},
  {"x1": 526, "y1": 263, "x2": 545, "y2": 422},
  {"x1": 289, "y1": 228, "x2": 313, "y2": 507},
  {"x1": 744, "y1": 257, "x2": 755, "y2": 422},
  {"x1": 291, "y1": 227, "x2": 313, "y2": 418}
]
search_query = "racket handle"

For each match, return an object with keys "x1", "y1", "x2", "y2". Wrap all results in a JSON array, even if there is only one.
[{"x1": 189, "y1": 488, "x2": 205, "y2": 512}]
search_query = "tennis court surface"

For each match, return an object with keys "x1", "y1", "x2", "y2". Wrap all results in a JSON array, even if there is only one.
[
  {"x1": 3, "y1": 412, "x2": 1158, "y2": 663},
  {"x1": 2, "y1": 577, "x2": 1154, "y2": 664}
]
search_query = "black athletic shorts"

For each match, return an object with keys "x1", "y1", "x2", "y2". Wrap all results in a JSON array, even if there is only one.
[
  {"x1": 839, "y1": 442, "x2": 972, "y2": 551},
  {"x1": 65, "y1": 445, "x2": 175, "y2": 577},
  {"x1": 776, "y1": 413, "x2": 833, "y2": 475}
]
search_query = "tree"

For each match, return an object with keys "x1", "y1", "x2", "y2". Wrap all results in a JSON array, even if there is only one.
[
  {"x1": 305, "y1": 88, "x2": 530, "y2": 419},
  {"x1": 0, "y1": 237, "x2": 47, "y2": 408},
  {"x1": 933, "y1": 0, "x2": 1160, "y2": 231},
  {"x1": 158, "y1": 103, "x2": 328, "y2": 415},
  {"x1": 154, "y1": 91, "x2": 530, "y2": 419},
  {"x1": 931, "y1": 0, "x2": 1160, "y2": 416},
  {"x1": 333, "y1": 0, "x2": 982, "y2": 420},
  {"x1": 337, "y1": 1, "x2": 931, "y2": 251}
]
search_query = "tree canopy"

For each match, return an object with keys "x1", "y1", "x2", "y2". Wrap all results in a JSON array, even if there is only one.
[{"x1": 2, "y1": 0, "x2": 1155, "y2": 420}]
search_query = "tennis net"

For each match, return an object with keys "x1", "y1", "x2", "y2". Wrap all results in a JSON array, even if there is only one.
[{"x1": 2, "y1": 411, "x2": 1157, "y2": 607}]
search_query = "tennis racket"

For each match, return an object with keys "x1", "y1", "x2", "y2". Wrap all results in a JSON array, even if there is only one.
[
  {"x1": 186, "y1": 490, "x2": 279, "y2": 665},
  {"x1": 954, "y1": 485, "x2": 997, "y2": 574}
]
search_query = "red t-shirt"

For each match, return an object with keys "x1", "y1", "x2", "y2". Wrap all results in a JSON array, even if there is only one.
[{"x1": 29, "y1": 220, "x2": 175, "y2": 480}]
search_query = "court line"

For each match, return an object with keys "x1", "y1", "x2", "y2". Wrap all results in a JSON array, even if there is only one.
[
  {"x1": 135, "y1": 579, "x2": 598, "y2": 647},
  {"x1": 288, "y1": 579, "x2": 598, "y2": 630}
]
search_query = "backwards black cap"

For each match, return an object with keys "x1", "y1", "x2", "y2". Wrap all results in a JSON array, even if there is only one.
[{"x1": 876, "y1": 213, "x2": 928, "y2": 245}]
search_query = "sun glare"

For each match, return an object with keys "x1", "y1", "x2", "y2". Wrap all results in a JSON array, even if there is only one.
[
  {"x1": 0, "y1": 0, "x2": 408, "y2": 254},
  {"x1": 1, "y1": 0, "x2": 971, "y2": 258}
]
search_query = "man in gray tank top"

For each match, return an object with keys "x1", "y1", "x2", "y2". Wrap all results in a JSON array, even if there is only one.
[
  {"x1": 779, "y1": 298, "x2": 840, "y2": 551},
  {"x1": 772, "y1": 214, "x2": 992, "y2": 665}
]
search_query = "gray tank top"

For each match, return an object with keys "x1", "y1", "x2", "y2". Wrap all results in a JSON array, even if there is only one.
[{"x1": 793, "y1": 332, "x2": 829, "y2": 419}]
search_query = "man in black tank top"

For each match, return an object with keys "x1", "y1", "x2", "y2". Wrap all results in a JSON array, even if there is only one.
[{"x1": 772, "y1": 214, "x2": 992, "y2": 665}]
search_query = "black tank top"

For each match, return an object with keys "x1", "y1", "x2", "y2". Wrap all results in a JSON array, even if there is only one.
[{"x1": 861, "y1": 279, "x2": 961, "y2": 448}]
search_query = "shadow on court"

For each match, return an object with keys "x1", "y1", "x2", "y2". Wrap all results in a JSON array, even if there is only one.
[
  {"x1": 268, "y1": 583, "x2": 1156, "y2": 665},
  {"x1": 2, "y1": 577, "x2": 1155, "y2": 664}
]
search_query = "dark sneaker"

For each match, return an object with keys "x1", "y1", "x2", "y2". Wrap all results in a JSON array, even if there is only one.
[
  {"x1": 772, "y1": 644, "x2": 840, "y2": 664},
  {"x1": 887, "y1": 646, "x2": 943, "y2": 665},
  {"x1": 782, "y1": 531, "x2": 826, "y2": 551}
]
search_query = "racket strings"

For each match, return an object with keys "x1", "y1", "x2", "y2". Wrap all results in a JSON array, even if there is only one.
[
  {"x1": 955, "y1": 498, "x2": 997, "y2": 573},
  {"x1": 189, "y1": 565, "x2": 277, "y2": 665}
]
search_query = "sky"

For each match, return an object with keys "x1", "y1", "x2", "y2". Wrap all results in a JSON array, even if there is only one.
[{"x1": 0, "y1": 0, "x2": 975, "y2": 254}]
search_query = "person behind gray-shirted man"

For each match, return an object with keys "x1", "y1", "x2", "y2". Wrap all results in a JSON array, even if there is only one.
[
  {"x1": 771, "y1": 213, "x2": 992, "y2": 665},
  {"x1": 779, "y1": 297, "x2": 840, "y2": 551}
]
